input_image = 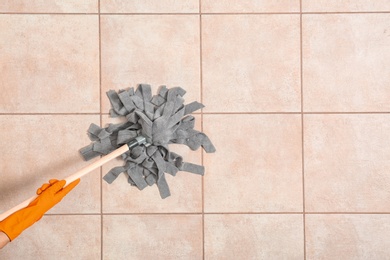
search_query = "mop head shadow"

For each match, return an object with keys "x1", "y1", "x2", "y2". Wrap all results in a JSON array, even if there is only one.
[{"x1": 79, "y1": 84, "x2": 215, "y2": 198}]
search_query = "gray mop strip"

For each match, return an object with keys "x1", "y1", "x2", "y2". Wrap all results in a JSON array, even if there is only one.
[{"x1": 80, "y1": 84, "x2": 215, "y2": 199}]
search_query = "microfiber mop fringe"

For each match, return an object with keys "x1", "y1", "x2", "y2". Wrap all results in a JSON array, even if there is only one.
[{"x1": 80, "y1": 84, "x2": 215, "y2": 199}]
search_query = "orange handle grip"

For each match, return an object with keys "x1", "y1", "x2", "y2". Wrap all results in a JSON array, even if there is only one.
[{"x1": 0, "y1": 144, "x2": 129, "y2": 222}]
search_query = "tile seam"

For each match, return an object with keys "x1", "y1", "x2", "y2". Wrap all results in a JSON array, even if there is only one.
[
  {"x1": 199, "y1": 0, "x2": 205, "y2": 258},
  {"x1": 202, "y1": 112, "x2": 390, "y2": 114},
  {"x1": 2, "y1": 112, "x2": 390, "y2": 116},
  {"x1": 0, "y1": 113, "x2": 102, "y2": 115},
  {"x1": 1, "y1": 11, "x2": 390, "y2": 15},
  {"x1": 44, "y1": 212, "x2": 390, "y2": 216},
  {"x1": 98, "y1": 0, "x2": 103, "y2": 258},
  {"x1": 300, "y1": 0, "x2": 307, "y2": 258}
]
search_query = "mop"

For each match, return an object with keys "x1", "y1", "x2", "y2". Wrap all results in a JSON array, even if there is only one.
[{"x1": 0, "y1": 84, "x2": 215, "y2": 221}]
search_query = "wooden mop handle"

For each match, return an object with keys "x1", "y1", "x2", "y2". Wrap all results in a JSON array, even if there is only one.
[
  {"x1": 63, "y1": 144, "x2": 129, "y2": 185},
  {"x1": 0, "y1": 144, "x2": 130, "y2": 222}
]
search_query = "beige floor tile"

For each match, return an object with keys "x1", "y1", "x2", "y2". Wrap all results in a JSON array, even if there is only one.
[
  {"x1": 202, "y1": 0, "x2": 299, "y2": 13},
  {"x1": 0, "y1": 215, "x2": 101, "y2": 259},
  {"x1": 2, "y1": 2, "x2": 390, "y2": 259},
  {"x1": 0, "y1": 0, "x2": 98, "y2": 13},
  {"x1": 100, "y1": 0, "x2": 198, "y2": 13},
  {"x1": 204, "y1": 214, "x2": 304, "y2": 259},
  {"x1": 103, "y1": 214, "x2": 202, "y2": 259},
  {"x1": 0, "y1": 115, "x2": 101, "y2": 214},
  {"x1": 0, "y1": 15, "x2": 99, "y2": 113},
  {"x1": 302, "y1": 0, "x2": 390, "y2": 12},
  {"x1": 306, "y1": 214, "x2": 390, "y2": 259},
  {"x1": 101, "y1": 115, "x2": 202, "y2": 213},
  {"x1": 304, "y1": 114, "x2": 390, "y2": 212},
  {"x1": 100, "y1": 16, "x2": 200, "y2": 113},
  {"x1": 303, "y1": 14, "x2": 390, "y2": 112},
  {"x1": 203, "y1": 114, "x2": 302, "y2": 212},
  {"x1": 202, "y1": 15, "x2": 301, "y2": 112}
]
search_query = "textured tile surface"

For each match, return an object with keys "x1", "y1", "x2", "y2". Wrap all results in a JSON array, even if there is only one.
[
  {"x1": 302, "y1": 0, "x2": 390, "y2": 12},
  {"x1": 1, "y1": 2, "x2": 390, "y2": 258},
  {"x1": 202, "y1": 0, "x2": 300, "y2": 13},
  {"x1": 202, "y1": 15, "x2": 301, "y2": 112},
  {"x1": 306, "y1": 214, "x2": 390, "y2": 259},
  {"x1": 204, "y1": 214, "x2": 304, "y2": 259},
  {"x1": 101, "y1": 115, "x2": 202, "y2": 213},
  {"x1": 304, "y1": 114, "x2": 390, "y2": 212},
  {"x1": 0, "y1": 215, "x2": 101, "y2": 259},
  {"x1": 100, "y1": 0, "x2": 198, "y2": 13},
  {"x1": 0, "y1": 15, "x2": 99, "y2": 113},
  {"x1": 100, "y1": 15, "x2": 200, "y2": 112},
  {"x1": 303, "y1": 14, "x2": 390, "y2": 112},
  {"x1": 203, "y1": 114, "x2": 302, "y2": 212},
  {"x1": 103, "y1": 215, "x2": 202, "y2": 259},
  {"x1": 0, "y1": 0, "x2": 98, "y2": 13},
  {"x1": 0, "y1": 115, "x2": 101, "y2": 214}
]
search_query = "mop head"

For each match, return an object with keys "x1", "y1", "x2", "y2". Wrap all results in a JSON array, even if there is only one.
[{"x1": 79, "y1": 84, "x2": 215, "y2": 198}]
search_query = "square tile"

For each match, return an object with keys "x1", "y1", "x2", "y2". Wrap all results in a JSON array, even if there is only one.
[
  {"x1": 100, "y1": 0, "x2": 198, "y2": 13},
  {"x1": 1, "y1": 215, "x2": 101, "y2": 259},
  {"x1": 204, "y1": 214, "x2": 304, "y2": 259},
  {"x1": 303, "y1": 14, "x2": 390, "y2": 112},
  {"x1": 0, "y1": 115, "x2": 101, "y2": 214},
  {"x1": 0, "y1": 15, "x2": 99, "y2": 113},
  {"x1": 0, "y1": 0, "x2": 98, "y2": 13},
  {"x1": 103, "y1": 214, "x2": 202, "y2": 259},
  {"x1": 203, "y1": 114, "x2": 302, "y2": 212},
  {"x1": 102, "y1": 115, "x2": 202, "y2": 213},
  {"x1": 304, "y1": 114, "x2": 390, "y2": 212},
  {"x1": 302, "y1": 0, "x2": 390, "y2": 12},
  {"x1": 306, "y1": 214, "x2": 390, "y2": 259},
  {"x1": 201, "y1": 0, "x2": 299, "y2": 13},
  {"x1": 202, "y1": 15, "x2": 301, "y2": 112},
  {"x1": 100, "y1": 15, "x2": 200, "y2": 113}
]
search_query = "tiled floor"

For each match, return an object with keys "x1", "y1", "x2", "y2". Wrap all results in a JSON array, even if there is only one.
[{"x1": 1, "y1": 1, "x2": 390, "y2": 259}]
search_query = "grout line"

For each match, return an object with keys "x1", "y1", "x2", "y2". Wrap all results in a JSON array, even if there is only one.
[
  {"x1": 300, "y1": 0, "x2": 307, "y2": 257},
  {"x1": 98, "y1": 1, "x2": 103, "y2": 258},
  {"x1": 306, "y1": 212, "x2": 390, "y2": 214},
  {"x1": 1, "y1": 111, "x2": 389, "y2": 116},
  {"x1": 212, "y1": 212, "x2": 390, "y2": 215},
  {"x1": 0, "y1": 12, "x2": 300, "y2": 16},
  {"x1": 1, "y1": 11, "x2": 390, "y2": 15},
  {"x1": 103, "y1": 213, "x2": 204, "y2": 215},
  {"x1": 303, "y1": 111, "x2": 390, "y2": 114},
  {"x1": 0, "y1": 113, "x2": 101, "y2": 115},
  {"x1": 45, "y1": 213, "x2": 102, "y2": 216},
  {"x1": 203, "y1": 212, "x2": 304, "y2": 215},
  {"x1": 101, "y1": 112, "x2": 202, "y2": 115},
  {"x1": 302, "y1": 11, "x2": 390, "y2": 14},
  {"x1": 102, "y1": 213, "x2": 203, "y2": 215},
  {"x1": 202, "y1": 112, "x2": 301, "y2": 115},
  {"x1": 0, "y1": 12, "x2": 99, "y2": 15},
  {"x1": 100, "y1": 12, "x2": 199, "y2": 15},
  {"x1": 201, "y1": 111, "x2": 390, "y2": 115},
  {"x1": 200, "y1": 11, "x2": 390, "y2": 15},
  {"x1": 201, "y1": 12, "x2": 298, "y2": 15},
  {"x1": 45, "y1": 212, "x2": 297, "y2": 216},
  {"x1": 44, "y1": 212, "x2": 390, "y2": 216},
  {"x1": 199, "y1": 2, "x2": 205, "y2": 258}
]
